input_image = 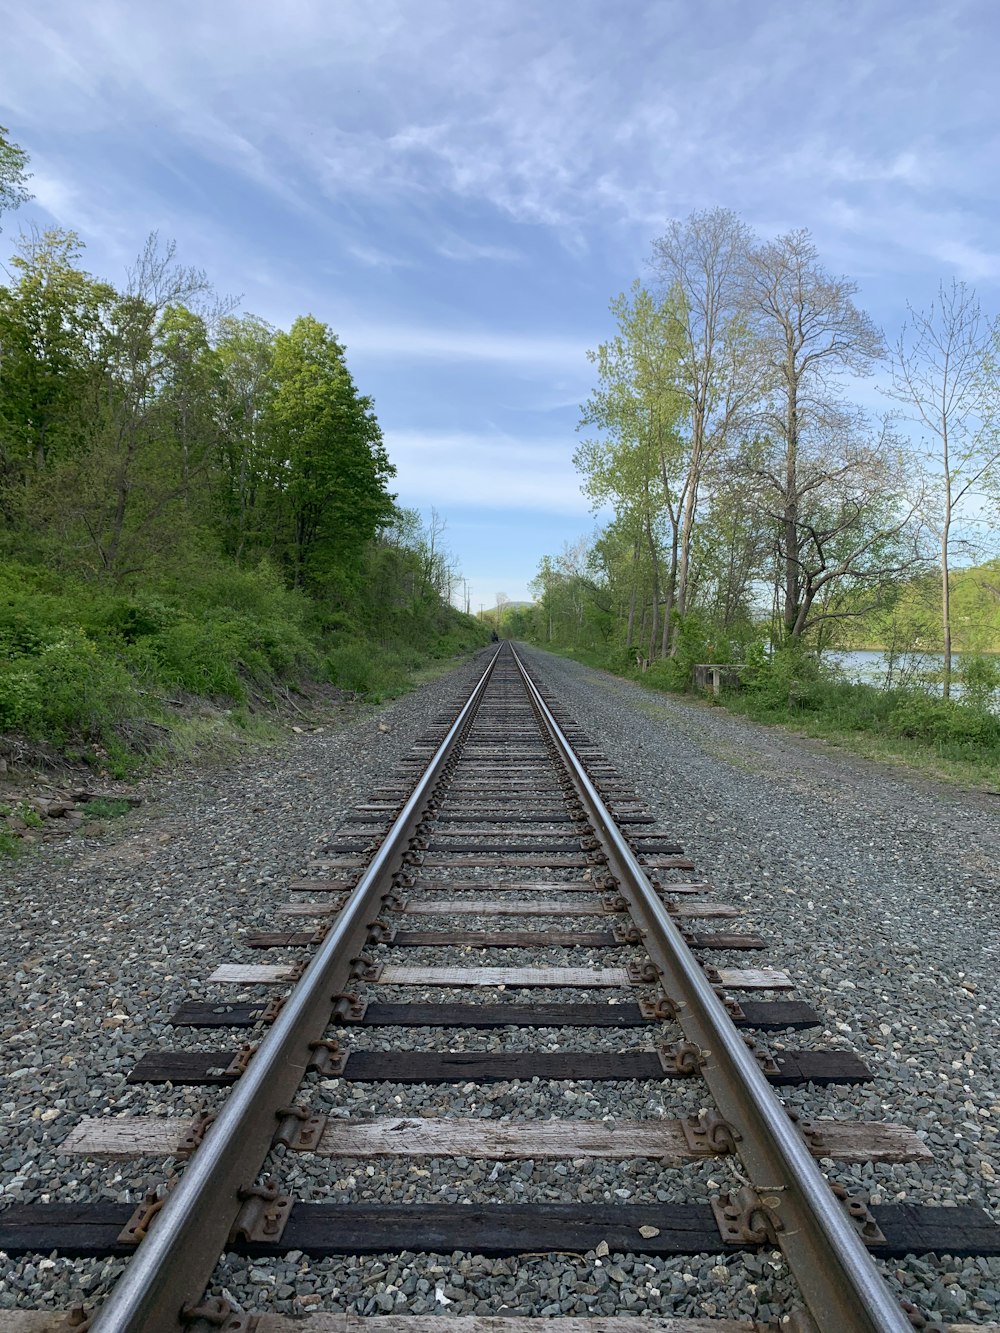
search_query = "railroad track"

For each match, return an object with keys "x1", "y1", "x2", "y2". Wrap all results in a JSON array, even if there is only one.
[{"x1": 5, "y1": 642, "x2": 999, "y2": 1332}]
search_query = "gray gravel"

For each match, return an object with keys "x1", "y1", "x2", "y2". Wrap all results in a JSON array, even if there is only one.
[{"x1": 3, "y1": 641, "x2": 999, "y2": 1325}]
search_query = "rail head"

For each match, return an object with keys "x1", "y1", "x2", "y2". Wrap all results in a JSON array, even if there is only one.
[
  {"x1": 90, "y1": 644, "x2": 504, "y2": 1333},
  {"x1": 509, "y1": 643, "x2": 913, "y2": 1333}
]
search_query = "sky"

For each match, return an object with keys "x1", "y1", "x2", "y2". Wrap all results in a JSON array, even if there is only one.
[{"x1": 2, "y1": 1, "x2": 999, "y2": 610}]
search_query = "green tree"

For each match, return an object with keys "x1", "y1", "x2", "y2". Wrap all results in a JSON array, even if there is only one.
[
  {"x1": 154, "y1": 304, "x2": 222, "y2": 505},
  {"x1": 264, "y1": 316, "x2": 395, "y2": 589},
  {"x1": 0, "y1": 230, "x2": 114, "y2": 497},
  {"x1": 576, "y1": 282, "x2": 687, "y2": 659},
  {"x1": 748, "y1": 229, "x2": 911, "y2": 639},
  {"x1": 650, "y1": 208, "x2": 763, "y2": 639},
  {"x1": 215, "y1": 314, "x2": 278, "y2": 561},
  {"x1": 0, "y1": 125, "x2": 30, "y2": 227}
]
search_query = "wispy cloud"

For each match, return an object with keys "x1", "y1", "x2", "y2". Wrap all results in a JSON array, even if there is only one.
[
  {"x1": 435, "y1": 235, "x2": 522, "y2": 263},
  {"x1": 343, "y1": 322, "x2": 589, "y2": 372},
  {"x1": 346, "y1": 242, "x2": 415, "y2": 270}
]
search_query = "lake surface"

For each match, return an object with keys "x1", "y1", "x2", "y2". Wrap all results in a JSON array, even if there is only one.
[{"x1": 827, "y1": 648, "x2": 992, "y2": 700}]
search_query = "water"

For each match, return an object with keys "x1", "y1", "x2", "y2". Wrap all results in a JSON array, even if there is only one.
[{"x1": 827, "y1": 648, "x2": 992, "y2": 702}]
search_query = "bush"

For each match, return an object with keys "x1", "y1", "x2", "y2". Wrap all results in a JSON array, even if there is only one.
[
  {"x1": 0, "y1": 554, "x2": 487, "y2": 762},
  {"x1": 326, "y1": 639, "x2": 409, "y2": 699},
  {"x1": 0, "y1": 629, "x2": 145, "y2": 745},
  {"x1": 886, "y1": 692, "x2": 1000, "y2": 745},
  {"x1": 742, "y1": 642, "x2": 825, "y2": 711},
  {"x1": 135, "y1": 619, "x2": 247, "y2": 699},
  {"x1": 642, "y1": 658, "x2": 690, "y2": 691},
  {"x1": 960, "y1": 653, "x2": 1000, "y2": 711}
]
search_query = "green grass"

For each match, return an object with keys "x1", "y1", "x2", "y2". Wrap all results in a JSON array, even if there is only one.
[
  {"x1": 0, "y1": 828, "x2": 21, "y2": 857},
  {"x1": 82, "y1": 797, "x2": 133, "y2": 820}
]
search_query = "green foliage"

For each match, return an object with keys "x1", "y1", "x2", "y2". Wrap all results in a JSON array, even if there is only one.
[
  {"x1": 885, "y1": 692, "x2": 1000, "y2": 745},
  {"x1": 961, "y1": 652, "x2": 1000, "y2": 711},
  {"x1": 0, "y1": 626, "x2": 145, "y2": 749},
  {"x1": 263, "y1": 316, "x2": 396, "y2": 588},
  {"x1": 641, "y1": 614, "x2": 713, "y2": 691},
  {"x1": 0, "y1": 125, "x2": 31, "y2": 223},
  {"x1": 83, "y1": 797, "x2": 132, "y2": 820},
  {"x1": 0, "y1": 828, "x2": 21, "y2": 857},
  {"x1": 326, "y1": 639, "x2": 408, "y2": 700},
  {"x1": 741, "y1": 641, "x2": 825, "y2": 712}
]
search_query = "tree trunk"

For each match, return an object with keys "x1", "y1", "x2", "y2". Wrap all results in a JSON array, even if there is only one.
[
  {"x1": 645, "y1": 515, "x2": 660, "y2": 661},
  {"x1": 941, "y1": 532, "x2": 952, "y2": 699},
  {"x1": 675, "y1": 428, "x2": 701, "y2": 632},
  {"x1": 660, "y1": 521, "x2": 678, "y2": 658},
  {"x1": 625, "y1": 541, "x2": 638, "y2": 651},
  {"x1": 783, "y1": 363, "x2": 800, "y2": 638}
]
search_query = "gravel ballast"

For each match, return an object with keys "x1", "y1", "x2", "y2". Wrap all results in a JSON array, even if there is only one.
[{"x1": 2, "y1": 642, "x2": 999, "y2": 1325}]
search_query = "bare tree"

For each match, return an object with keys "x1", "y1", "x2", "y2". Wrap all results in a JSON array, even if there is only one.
[
  {"x1": 748, "y1": 229, "x2": 889, "y2": 638},
  {"x1": 886, "y1": 280, "x2": 1000, "y2": 694}
]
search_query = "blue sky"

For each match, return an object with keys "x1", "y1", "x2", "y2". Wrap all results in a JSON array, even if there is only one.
[{"x1": 2, "y1": 1, "x2": 999, "y2": 609}]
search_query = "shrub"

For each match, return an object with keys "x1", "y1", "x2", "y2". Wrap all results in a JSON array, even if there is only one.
[
  {"x1": 0, "y1": 629, "x2": 146, "y2": 746},
  {"x1": 326, "y1": 639, "x2": 409, "y2": 699},
  {"x1": 886, "y1": 693, "x2": 1000, "y2": 745},
  {"x1": 742, "y1": 642, "x2": 824, "y2": 711},
  {"x1": 960, "y1": 653, "x2": 1000, "y2": 711}
]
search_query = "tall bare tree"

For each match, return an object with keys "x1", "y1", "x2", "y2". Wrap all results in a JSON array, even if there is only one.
[
  {"x1": 886, "y1": 281, "x2": 1000, "y2": 694},
  {"x1": 748, "y1": 229, "x2": 890, "y2": 638}
]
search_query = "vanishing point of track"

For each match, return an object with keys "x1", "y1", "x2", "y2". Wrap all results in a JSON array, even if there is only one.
[{"x1": 6, "y1": 642, "x2": 999, "y2": 1331}]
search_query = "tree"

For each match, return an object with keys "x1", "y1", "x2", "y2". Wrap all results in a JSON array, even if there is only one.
[
  {"x1": 215, "y1": 313, "x2": 277, "y2": 561},
  {"x1": 75, "y1": 235, "x2": 213, "y2": 579},
  {"x1": 577, "y1": 282, "x2": 688, "y2": 659},
  {"x1": 649, "y1": 208, "x2": 762, "y2": 641},
  {"x1": 748, "y1": 229, "x2": 900, "y2": 639},
  {"x1": 886, "y1": 281, "x2": 1000, "y2": 695},
  {"x1": 154, "y1": 303, "x2": 221, "y2": 505},
  {"x1": 0, "y1": 125, "x2": 30, "y2": 227},
  {"x1": 0, "y1": 230, "x2": 114, "y2": 477},
  {"x1": 264, "y1": 316, "x2": 395, "y2": 589}
]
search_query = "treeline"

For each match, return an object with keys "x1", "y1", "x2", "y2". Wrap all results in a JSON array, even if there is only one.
[
  {"x1": 523, "y1": 209, "x2": 1000, "y2": 699},
  {"x1": 0, "y1": 127, "x2": 485, "y2": 767}
]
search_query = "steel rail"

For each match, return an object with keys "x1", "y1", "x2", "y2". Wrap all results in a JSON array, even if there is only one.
[
  {"x1": 91, "y1": 644, "x2": 504, "y2": 1333},
  {"x1": 510, "y1": 643, "x2": 911, "y2": 1333}
]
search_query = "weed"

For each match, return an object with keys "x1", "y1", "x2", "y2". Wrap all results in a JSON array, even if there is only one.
[
  {"x1": 0, "y1": 828, "x2": 21, "y2": 857},
  {"x1": 82, "y1": 797, "x2": 133, "y2": 820}
]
